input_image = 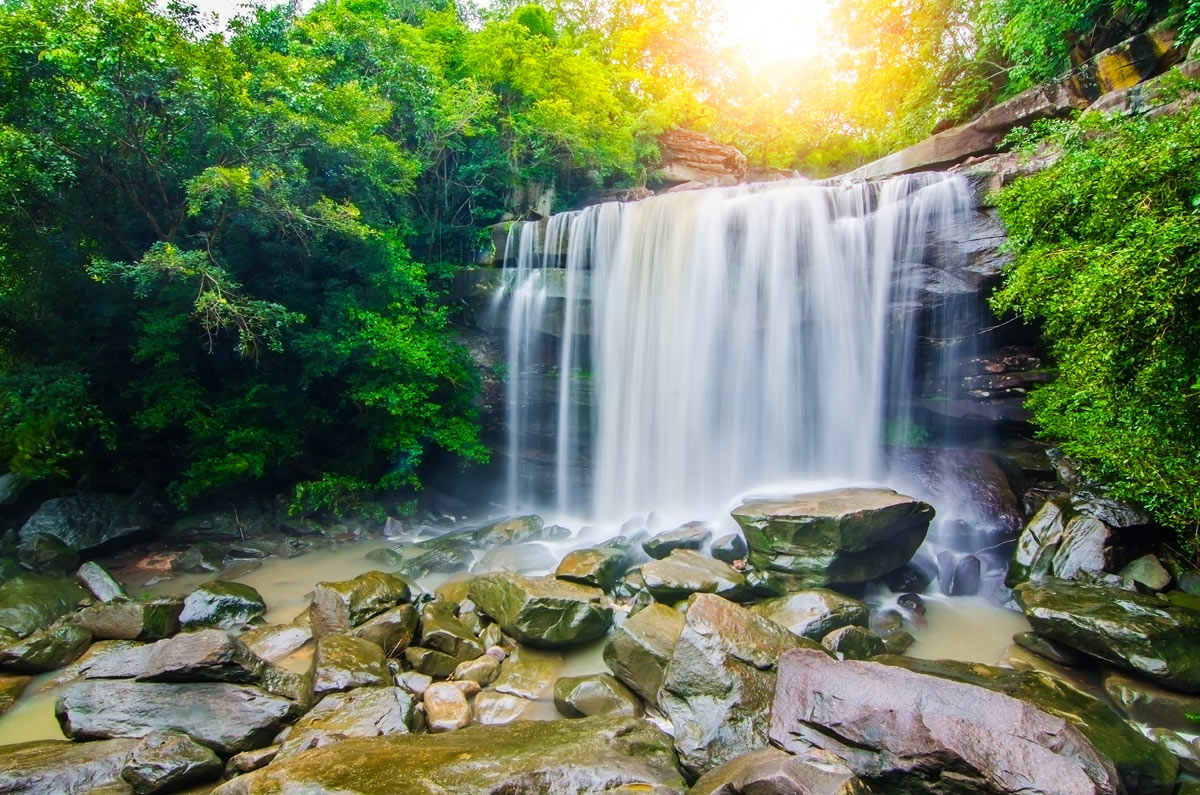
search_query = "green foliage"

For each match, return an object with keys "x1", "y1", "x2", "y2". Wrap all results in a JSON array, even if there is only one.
[
  {"x1": 0, "y1": 368, "x2": 114, "y2": 479},
  {"x1": 992, "y1": 104, "x2": 1200, "y2": 534}
]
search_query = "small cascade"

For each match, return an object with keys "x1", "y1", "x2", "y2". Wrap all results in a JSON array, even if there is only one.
[{"x1": 495, "y1": 174, "x2": 976, "y2": 523}]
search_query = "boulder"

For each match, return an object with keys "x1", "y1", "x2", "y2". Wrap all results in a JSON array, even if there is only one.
[
  {"x1": 1008, "y1": 498, "x2": 1069, "y2": 585},
  {"x1": 937, "y1": 551, "x2": 982, "y2": 596},
  {"x1": 179, "y1": 581, "x2": 266, "y2": 631},
  {"x1": 418, "y1": 601, "x2": 484, "y2": 663},
  {"x1": 19, "y1": 492, "x2": 152, "y2": 554},
  {"x1": 17, "y1": 532, "x2": 79, "y2": 573},
  {"x1": 555, "y1": 547, "x2": 630, "y2": 591},
  {"x1": 208, "y1": 716, "x2": 687, "y2": 795},
  {"x1": 1120, "y1": 555, "x2": 1171, "y2": 591},
  {"x1": 471, "y1": 514, "x2": 560, "y2": 548},
  {"x1": 225, "y1": 746, "x2": 278, "y2": 776},
  {"x1": 659, "y1": 593, "x2": 825, "y2": 777},
  {"x1": 72, "y1": 599, "x2": 182, "y2": 641},
  {"x1": 0, "y1": 672, "x2": 33, "y2": 716},
  {"x1": 352, "y1": 603, "x2": 417, "y2": 657},
  {"x1": 0, "y1": 622, "x2": 91, "y2": 672},
  {"x1": 424, "y1": 681, "x2": 471, "y2": 733},
  {"x1": 884, "y1": 557, "x2": 936, "y2": 593},
  {"x1": 689, "y1": 747, "x2": 868, "y2": 795},
  {"x1": 453, "y1": 654, "x2": 500, "y2": 686},
  {"x1": 469, "y1": 573, "x2": 612, "y2": 647},
  {"x1": 276, "y1": 686, "x2": 420, "y2": 759},
  {"x1": 553, "y1": 672, "x2": 643, "y2": 718},
  {"x1": 655, "y1": 128, "x2": 747, "y2": 187},
  {"x1": 311, "y1": 634, "x2": 389, "y2": 696},
  {"x1": 603, "y1": 602, "x2": 684, "y2": 706},
  {"x1": 770, "y1": 649, "x2": 1125, "y2": 795},
  {"x1": 309, "y1": 571, "x2": 412, "y2": 638},
  {"x1": 239, "y1": 623, "x2": 312, "y2": 662},
  {"x1": 0, "y1": 575, "x2": 85, "y2": 638},
  {"x1": 1013, "y1": 630, "x2": 1084, "y2": 665},
  {"x1": 1103, "y1": 669, "x2": 1200, "y2": 733},
  {"x1": 404, "y1": 645, "x2": 460, "y2": 678},
  {"x1": 732, "y1": 489, "x2": 934, "y2": 587},
  {"x1": 0, "y1": 472, "x2": 25, "y2": 506},
  {"x1": 490, "y1": 646, "x2": 563, "y2": 700},
  {"x1": 1016, "y1": 580, "x2": 1200, "y2": 692},
  {"x1": 75, "y1": 561, "x2": 127, "y2": 603},
  {"x1": 643, "y1": 522, "x2": 712, "y2": 560},
  {"x1": 710, "y1": 533, "x2": 748, "y2": 565},
  {"x1": 120, "y1": 730, "x2": 222, "y2": 794},
  {"x1": 137, "y1": 629, "x2": 307, "y2": 702},
  {"x1": 821, "y1": 626, "x2": 886, "y2": 661},
  {"x1": 886, "y1": 655, "x2": 1178, "y2": 795},
  {"x1": 751, "y1": 589, "x2": 869, "y2": 641},
  {"x1": 1053, "y1": 515, "x2": 1114, "y2": 580},
  {"x1": 60, "y1": 638, "x2": 156, "y2": 681},
  {"x1": 640, "y1": 549, "x2": 749, "y2": 603},
  {"x1": 0, "y1": 737, "x2": 141, "y2": 794},
  {"x1": 471, "y1": 543, "x2": 559, "y2": 575},
  {"x1": 56, "y1": 680, "x2": 300, "y2": 755}
]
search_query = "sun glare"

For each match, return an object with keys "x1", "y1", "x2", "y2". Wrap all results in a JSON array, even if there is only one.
[{"x1": 716, "y1": 0, "x2": 831, "y2": 67}]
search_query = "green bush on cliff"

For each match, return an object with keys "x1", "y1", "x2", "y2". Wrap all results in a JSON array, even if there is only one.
[{"x1": 992, "y1": 103, "x2": 1200, "y2": 536}]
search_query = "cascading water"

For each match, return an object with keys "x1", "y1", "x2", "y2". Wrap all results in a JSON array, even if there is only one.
[{"x1": 494, "y1": 173, "x2": 975, "y2": 524}]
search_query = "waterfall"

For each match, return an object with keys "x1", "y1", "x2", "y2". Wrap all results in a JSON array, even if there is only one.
[{"x1": 496, "y1": 173, "x2": 975, "y2": 522}]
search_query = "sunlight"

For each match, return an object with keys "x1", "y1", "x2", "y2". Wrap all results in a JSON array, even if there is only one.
[{"x1": 715, "y1": 0, "x2": 832, "y2": 67}]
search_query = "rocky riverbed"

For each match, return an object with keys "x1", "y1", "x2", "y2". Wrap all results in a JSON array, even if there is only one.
[{"x1": 0, "y1": 467, "x2": 1198, "y2": 794}]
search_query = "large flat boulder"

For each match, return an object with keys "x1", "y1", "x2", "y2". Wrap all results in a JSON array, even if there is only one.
[
  {"x1": 751, "y1": 589, "x2": 869, "y2": 641},
  {"x1": 732, "y1": 489, "x2": 934, "y2": 587},
  {"x1": 275, "y1": 686, "x2": 421, "y2": 759},
  {"x1": 469, "y1": 573, "x2": 612, "y2": 647},
  {"x1": 1015, "y1": 580, "x2": 1200, "y2": 693},
  {"x1": 770, "y1": 648, "x2": 1123, "y2": 795},
  {"x1": 209, "y1": 716, "x2": 687, "y2": 794},
  {"x1": 18, "y1": 493, "x2": 152, "y2": 555},
  {"x1": 659, "y1": 593, "x2": 824, "y2": 777},
  {"x1": 56, "y1": 679, "x2": 300, "y2": 755},
  {"x1": 0, "y1": 738, "x2": 140, "y2": 794}
]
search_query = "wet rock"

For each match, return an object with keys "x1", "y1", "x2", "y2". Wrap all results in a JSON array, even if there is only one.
[
  {"x1": 469, "y1": 573, "x2": 612, "y2": 647},
  {"x1": 0, "y1": 472, "x2": 25, "y2": 506},
  {"x1": 0, "y1": 737, "x2": 140, "y2": 793},
  {"x1": 603, "y1": 602, "x2": 685, "y2": 707},
  {"x1": 0, "y1": 622, "x2": 91, "y2": 672},
  {"x1": 733, "y1": 488, "x2": 934, "y2": 587},
  {"x1": 75, "y1": 561, "x2": 127, "y2": 603},
  {"x1": 225, "y1": 746, "x2": 278, "y2": 776},
  {"x1": 886, "y1": 655, "x2": 1178, "y2": 795},
  {"x1": 1053, "y1": 515, "x2": 1114, "y2": 581},
  {"x1": 19, "y1": 492, "x2": 152, "y2": 555},
  {"x1": 121, "y1": 730, "x2": 222, "y2": 794},
  {"x1": 556, "y1": 547, "x2": 630, "y2": 591},
  {"x1": 424, "y1": 681, "x2": 471, "y2": 732},
  {"x1": 397, "y1": 536, "x2": 474, "y2": 578},
  {"x1": 1104, "y1": 669, "x2": 1200, "y2": 733},
  {"x1": 554, "y1": 672, "x2": 643, "y2": 718},
  {"x1": 471, "y1": 542, "x2": 558, "y2": 575},
  {"x1": 770, "y1": 649, "x2": 1126, "y2": 795},
  {"x1": 17, "y1": 532, "x2": 79, "y2": 574},
  {"x1": 209, "y1": 715, "x2": 687, "y2": 795},
  {"x1": 1121, "y1": 555, "x2": 1171, "y2": 591},
  {"x1": 1013, "y1": 630, "x2": 1084, "y2": 665},
  {"x1": 276, "y1": 686, "x2": 420, "y2": 759},
  {"x1": 659, "y1": 593, "x2": 825, "y2": 777},
  {"x1": 311, "y1": 634, "x2": 388, "y2": 696},
  {"x1": 641, "y1": 549, "x2": 749, "y2": 604},
  {"x1": 59, "y1": 638, "x2": 155, "y2": 681},
  {"x1": 56, "y1": 680, "x2": 299, "y2": 755},
  {"x1": 239, "y1": 623, "x2": 312, "y2": 663},
  {"x1": 0, "y1": 574, "x2": 85, "y2": 638},
  {"x1": 710, "y1": 533, "x2": 748, "y2": 565},
  {"x1": 1148, "y1": 728, "x2": 1200, "y2": 775},
  {"x1": 882, "y1": 630, "x2": 915, "y2": 655},
  {"x1": 137, "y1": 629, "x2": 307, "y2": 702},
  {"x1": 1016, "y1": 580, "x2": 1200, "y2": 693},
  {"x1": 743, "y1": 568, "x2": 787, "y2": 598},
  {"x1": 751, "y1": 589, "x2": 869, "y2": 641},
  {"x1": 179, "y1": 581, "x2": 266, "y2": 631},
  {"x1": 937, "y1": 551, "x2": 982, "y2": 596},
  {"x1": 453, "y1": 654, "x2": 500, "y2": 686},
  {"x1": 689, "y1": 746, "x2": 868, "y2": 795},
  {"x1": 1008, "y1": 497, "x2": 1069, "y2": 586},
  {"x1": 643, "y1": 522, "x2": 712, "y2": 560},
  {"x1": 73, "y1": 599, "x2": 182, "y2": 641},
  {"x1": 869, "y1": 609, "x2": 904, "y2": 636},
  {"x1": 404, "y1": 645, "x2": 460, "y2": 678},
  {"x1": 491, "y1": 646, "x2": 563, "y2": 699},
  {"x1": 471, "y1": 514, "x2": 558, "y2": 548},
  {"x1": 821, "y1": 626, "x2": 886, "y2": 661},
  {"x1": 0, "y1": 672, "x2": 33, "y2": 715},
  {"x1": 419, "y1": 601, "x2": 484, "y2": 662},
  {"x1": 309, "y1": 570, "x2": 412, "y2": 638},
  {"x1": 1070, "y1": 485, "x2": 1152, "y2": 529},
  {"x1": 352, "y1": 603, "x2": 417, "y2": 657},
  {"x1": 473, "y1": 690, "x2": 532, "y2": 724},
  {"x1": 896, "y1": 592, "x2": 925, "y2": 615}
]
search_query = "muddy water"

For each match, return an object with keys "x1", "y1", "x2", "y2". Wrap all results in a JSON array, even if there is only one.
[{"x1": 0, "y1": 535, "x2": 1029, "y2": 746}]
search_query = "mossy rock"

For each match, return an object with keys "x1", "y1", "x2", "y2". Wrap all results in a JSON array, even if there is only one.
[
  {"x1": 468, "y1": 573, "x2": 612, "y2": 647},
  {"x1": 179, "y1": 581, "x2": 266, "y2": 631},
  {"x1": 0, "y1": 575, "x2": 86, "y2": 638},
  {"x1": 0, "y1": 623, "x2": 92, "y2": 672}
]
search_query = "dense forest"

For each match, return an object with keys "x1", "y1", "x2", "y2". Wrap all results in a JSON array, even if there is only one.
[{"x1": 1, "y1": 0, "x2": 1198, "y2": 535}]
